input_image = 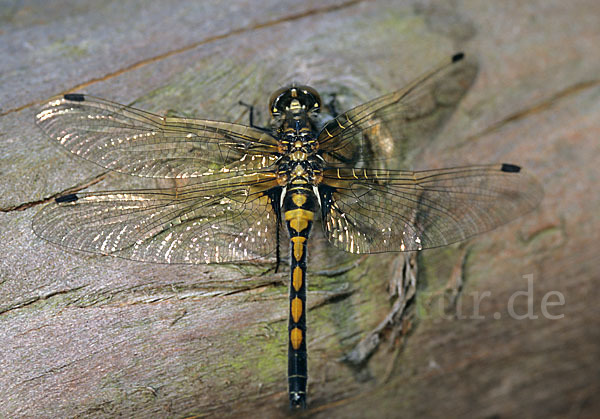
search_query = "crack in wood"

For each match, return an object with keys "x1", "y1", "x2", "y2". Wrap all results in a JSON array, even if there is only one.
[
  {"x1": 0, "y1": 172, "x2": 108, "y2": 212},
  {"x1": 0, "y1": 284, "x2": 87, "y2": 316},
  {"x1": 458, "y1": 78, "x2": 600, "y2": 147},
  {"x1": 314, "y1": 255, "x2": 368, "y2": 277},
  {"x1": 0, "y1": 0, "x2": 365, "y2": 117}
]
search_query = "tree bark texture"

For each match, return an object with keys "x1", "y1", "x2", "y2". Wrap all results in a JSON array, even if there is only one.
[{"x1": 1, "y1": 0, "x2": 598, "y2": 417}]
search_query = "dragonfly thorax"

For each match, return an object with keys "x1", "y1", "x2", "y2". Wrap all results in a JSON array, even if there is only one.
[
  {"x1": 279, "y1": 132, "x2": 318, "y2": 154},
  {"x1": 275, "y1": 106, "x2": 322, "y2": 187},
  {"x1": 276, "y1": 135, "x2": 324, "y2": 187}
]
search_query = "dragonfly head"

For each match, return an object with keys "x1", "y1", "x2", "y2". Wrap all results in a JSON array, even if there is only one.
[
  {"x1": 270, "y1": 85, "x2": 321, "y2": 136},
  {"x1": 269, "y1": 85, "x2": 321, "y2": 118}
]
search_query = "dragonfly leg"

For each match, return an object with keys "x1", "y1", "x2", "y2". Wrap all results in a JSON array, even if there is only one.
[
  {"x1": 238, "y1": 101, "x2": 271, "y2": 132},
  {"x1": 326, "y1": 93, "x2": 339, "y2": 118}
]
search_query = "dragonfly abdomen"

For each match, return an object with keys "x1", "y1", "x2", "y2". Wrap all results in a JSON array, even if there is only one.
[{"x1": 283, "y1": 185, "x2": 317, "y2": 409}]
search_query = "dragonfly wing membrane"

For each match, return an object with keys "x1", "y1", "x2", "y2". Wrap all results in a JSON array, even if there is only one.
[
  {"x1": 33, "y1": 175, "x2": 282, "y2": 264},
  {"x1": 320, "y1": 164, "x2": 543, "y2": 253},
  {"x1": 318, "y1": 54, "x2": 478, "y2": 169},
  {"x1": 36, "y1": 94, "x2": 279, "y2": 179}
]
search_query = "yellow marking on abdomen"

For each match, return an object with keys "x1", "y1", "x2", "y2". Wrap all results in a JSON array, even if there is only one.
[
  {"x1": 291, "y1": 193, "x2": 307, "y2": 207},
  {"x1": 293, "y1": 267, "x2": 303, "y2": 291},
  {"x1": 291, "y1": 236, "x2": 306, "y2": 261},
  {"x1": 290, "y1": 327, "x2": 303, "y2": 350},
  {"x1": 285, "y1": 208, "x2": 314, "y2": 233},
  {"x1": 291, "y1": 297, "x2": 303, "y2": 323}
]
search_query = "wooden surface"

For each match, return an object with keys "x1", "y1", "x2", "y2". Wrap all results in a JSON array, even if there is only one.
[{"x1": 1, "y1": 0, "x2": 599, "y2": 417}]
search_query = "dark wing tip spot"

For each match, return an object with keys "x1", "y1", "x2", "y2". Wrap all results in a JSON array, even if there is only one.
[
  {"x1": 56, "y1": 193, "x2": 79, "y2": 203},
  {"x1": 501, "y1": 163, "x2": 521, "y2": 173},
  {"x1": 452, "y1": 52, "x2": 465, "y2": 63},
  {"x1": 63, "y1": 93, "x2": 85, "y2": 102}
]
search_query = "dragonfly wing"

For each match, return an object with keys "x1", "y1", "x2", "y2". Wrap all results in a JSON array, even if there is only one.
[
  {"x1": 319, "y1": 164, "x2": 543, "y2": 253},
  {"x1": 36, "y1": 94, "x2": 280, "y2": 179},
  {"x1": 32, "y1": 173, "x2": 282, "y2": 264},
  {"x1": 318, "y1": 53, "x2": 478, "y2": 169}
]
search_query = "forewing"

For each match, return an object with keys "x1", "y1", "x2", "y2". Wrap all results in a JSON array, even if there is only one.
[
  {"x1": 320, "y1": 164, "x2": 543, "y2": 253},
  {"x1": 318, "y1": 54, "x2": 478, "y2": 169},
  {"x1": 32, "y1": 174, "x2": 282, "y2": 264},
  {"x1": 36, "y1": 94, "x2": 279, "y2": 178}
]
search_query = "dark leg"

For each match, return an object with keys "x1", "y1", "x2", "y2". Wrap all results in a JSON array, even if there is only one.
[
  {"x1": 274, "y1": 223, "x2": 281, "y2": 273},
  {"x1": 238, "y1": 101, "x2": 271, "y2": 132},
  {"x1": 327, "y1": 93, "x2": 339, "y2": 118},
  {"x1": 238, "y1": 101, "x2": 256, "y2": 127}
]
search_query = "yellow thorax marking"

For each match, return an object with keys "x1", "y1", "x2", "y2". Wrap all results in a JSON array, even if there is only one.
[
  {"x1": 291, "y1": 297, "x2": 303, "y2": 323},
  {"x1": 292, "y1": 266, "x2": 303, "y2": 291},
  {"x1": 291, "y1": 236, "x2": 306, "y2": 261},
  {"x1": 290, "y1": 327, "x2": 303, "y2": 350},
  {"x1": 291, "y1": 193, "x2": 307, "y2": 207},
  {"x1": 291, "y1": 150, "x2": 307, "y2": 162},
  {"x1": 285, "y1": 208, "x2": 314, "y2": 233}
]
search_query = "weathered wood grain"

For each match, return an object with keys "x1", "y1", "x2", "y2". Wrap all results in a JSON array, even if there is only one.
[{"x1": 1, "y1": 0, "x2": 598, "y2": 417}]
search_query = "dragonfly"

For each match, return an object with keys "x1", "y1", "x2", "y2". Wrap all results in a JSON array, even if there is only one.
[{"x1": 33, "y1": 52, "x2": 542, "y2": 409}]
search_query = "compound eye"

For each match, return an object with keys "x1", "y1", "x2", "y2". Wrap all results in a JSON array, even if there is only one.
[
  {"x1": 269, "y1": 86, "x2": 289, "y2": 115},
  {"x1": 298, "y1": 86, "x2": 322, "y2": 111}
]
